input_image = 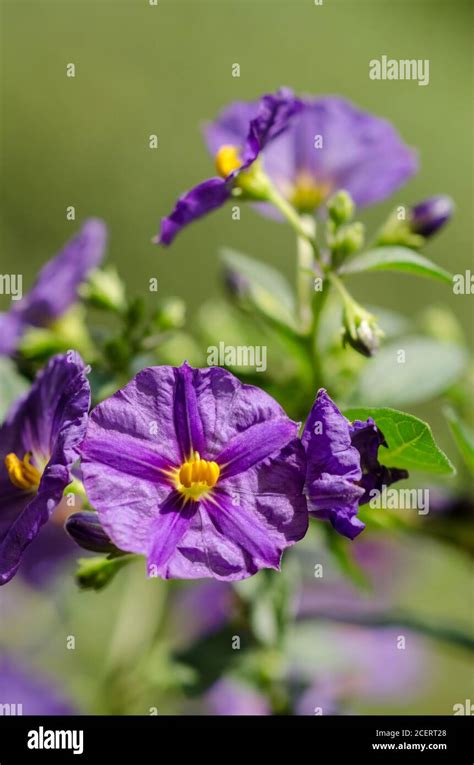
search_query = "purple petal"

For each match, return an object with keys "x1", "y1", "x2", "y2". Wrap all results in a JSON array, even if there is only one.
[
  {"x1": 81, "y1": 427, "x2": 172, "y2": 483},
  {"x1": 156, "y1": 178, "x2": 231, "y2": 246},
  {"x1": 148, "y1": 492, "x2": 197, "y2": 573},
  {"x1": 204, "y1": 100, "x2": 259, "y2": 156},
  {"x1": 302, "y1": 389, "x2": 362, "y2": 486},
  {"x1": 302, "y1": 389, "x2": 365, "y2": 539},
  {"x1": 217, "y1": 418, "x2": 298, "y2": 478},
  {"x1": 240, "y1": 87, "x2": 303, "y2": 169},
  {"x1": 20, "y1": 219, "x2": 107, "y2": 326},
  {"x1": 350, "y1": 418, "x2": 408, "y2": 504},
  {"x1": 173, "y1": 363, "x2": 206, "y2": 459}
]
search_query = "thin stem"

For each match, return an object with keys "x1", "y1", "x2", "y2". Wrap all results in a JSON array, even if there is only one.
[{"x1": 296, "y1": 216, "x2": 316, "y2": 334}]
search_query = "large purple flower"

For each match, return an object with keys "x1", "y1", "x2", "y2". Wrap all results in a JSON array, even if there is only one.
[
  {"x1": 0, "y1": 353, "x2": 90, "y2": 584},
  {"x1": 302, "y1": 389, "x2": 408, "y2": 540},
  {"x1": 0, "y1": 219, "x2": 107, "y2": 356},
  {"x1": 80, "y1": 363, "x2": 308, "y2": 580},
  {"x1": 206, "y1": 95, "x2": 417, "y2": 214},
  {"x1": 155, "y1": 89, "x2": 302, "y2": 245}
]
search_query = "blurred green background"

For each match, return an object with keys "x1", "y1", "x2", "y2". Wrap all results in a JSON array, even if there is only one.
[{"x1": 0, "y1": 0, "x2": 473, "y2": 716}]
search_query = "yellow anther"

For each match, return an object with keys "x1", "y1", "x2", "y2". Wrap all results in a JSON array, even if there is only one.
[
  {"x1": 5, "y1": 452, "x2": 42, "y2": 492},
  {"x1": 215, "y1": 145, "x2": 242, "y2": 178},
  {"x1": 290, "y1": 173, "x2": 332, "y2": 213},
  {"x1": 177, "y1": 452, "x2": 220, "y2": 502}
]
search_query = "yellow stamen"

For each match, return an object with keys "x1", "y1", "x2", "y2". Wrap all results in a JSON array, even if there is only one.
[
  {"x1": 5, "y1": 452, "x2": 42, "y2": 492},
  {"x1": 290, "y1": 173, "x2": 332, "y2": 213},
  {"x1": 215, "y1": 145, "x2": 243, "y2": 178},
  {"x1": 176, "y1": 451, "x2": 220, "y2": 502}
]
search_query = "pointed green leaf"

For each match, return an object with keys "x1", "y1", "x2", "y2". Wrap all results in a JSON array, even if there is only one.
[
  {"x1": 344, "y1": 406, "x2": 455, "y2": 475},
  {"x1": 340, "y1": 247, "x2": 453, "y2": 285}
]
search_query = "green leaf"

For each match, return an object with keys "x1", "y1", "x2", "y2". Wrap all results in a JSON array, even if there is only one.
[
  {"x1": 220, "y1": 248, "x2": 298, "y2": 331},
  {"x1": 344, "y1": 406, "x2": 455, "y2": 475},
  {"x1": 444, "y1": 407, "x2": 474, "y2": 474},
  {"x1": 348, "y1": 336, "x2": 467, "y2": 407},
  {"x1": 340, "y1": 247, "x2": 453, "y2": 285},
  {"x1": 0, "y1": 358, "x2": 29, "y2": 421}
]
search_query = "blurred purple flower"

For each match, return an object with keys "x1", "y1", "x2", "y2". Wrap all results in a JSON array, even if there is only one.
[
  {"x1": 295, "y1": 626, "x2": 426, "y2": 715},
  {"x1": 0, "y1": 219, "x2": 107, "y2": 356},
  {"x1": 206, "y1": 678, "x2": 270, "y2": 716},
  {"x1": 0, "y1": 354, "x2": 90, "y2": 585},
  {"x1": 206, "y1": 95, "x2": 417, "y2": 215},
  {"x1": 0, "y1": 657, "x2": 76, "y2": 715},
  {"x1": 155, "y1": 89, "x2": 302, "y2": 245},
  {"x1": 302, "y1": 390, "x2": 408, "y2": 539},
  {"x1": 81, "y1": 363, "x2": 307, "y2": 581}
]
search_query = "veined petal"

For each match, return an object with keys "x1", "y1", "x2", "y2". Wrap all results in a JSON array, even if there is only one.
[
  {"x1": 173, "y1": 363, "x2": 206, "y2": 460},
  {"x1": 148, "y1": 491, "x2": 197, "y2": 572},
  {"x1": 81, "y1": 427, "x2": 172, "y2": 484},
  {"x1": 302, "y1": 389, "x2": 362, "y2": 486},
  {"x1": 216, "y1": 418, "x2": 298, "y2": 478},
  {"x1": 204, "y1": 491, "x2": 282, "y2": 570}
]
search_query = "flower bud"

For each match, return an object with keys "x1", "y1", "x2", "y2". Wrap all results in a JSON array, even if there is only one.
[
  {"x1": 410, "y1": 195, "x2": 454, "y2": 238},
  {"x1": 80, "y1": 267, "x2": 126, "y2": 313},
  {"x1": 66, "y1": 511, "x2": 118, "y2": 554},
  {"x1": 327, "y1": 190, "x2": 355, "y2": 226},
  {"x1": 329, "y1": 221, "x2": 365, "y2": 259},
  {"x1": 342, "y1": 307, "x2": 384, "y2": 357},
  {"x1": 153, "y1": 297, "x2": 186, "y2": 331}
]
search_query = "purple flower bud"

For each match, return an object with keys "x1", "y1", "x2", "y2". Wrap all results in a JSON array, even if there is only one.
[
  {"x1": 65, "y1": 511, "x2": 118, "y2": 554},
  {"x1": 410, "y1": 195, "x2": 454, "y2": 238}
]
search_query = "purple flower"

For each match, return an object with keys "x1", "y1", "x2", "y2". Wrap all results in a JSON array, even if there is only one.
[
  {"x1": 410, "y1": 195, "x2": 454, "y2": 238},
  {"x1": 206, "y1": 95, "x2": 417, "y2": 214},
  {"x1": 155, "y1": 89, "x2": 302, "y2": 245},
  {"x1": 0, "y1": 219, "x2": 107, "y2": 356},
  {"x1": 302, "y1": 389, "x2": 408, "y2": 540},
  {"x1": 0, "y1": 657, "x2": 77, "y2": 715},
  {"x1": 0, "y1": 353, "x2": 90, "y2": 585},
  {"x1": 80, "y1": 363, "x2": 308, "y2": 580}
]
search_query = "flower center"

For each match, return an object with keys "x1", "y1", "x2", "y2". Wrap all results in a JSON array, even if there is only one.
[
  {"x1": 177, "y1": 452, "x2": 220, "y2": 502},
  {"x1": 290, "y1": 173, "x2": 332, "y2": 213},
  {"x1": 215, "y1": 145, "x2": 243, "y2": 178},
  {"x1": 5, "y1": 452, "x2": 42, "y2": 492}
]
